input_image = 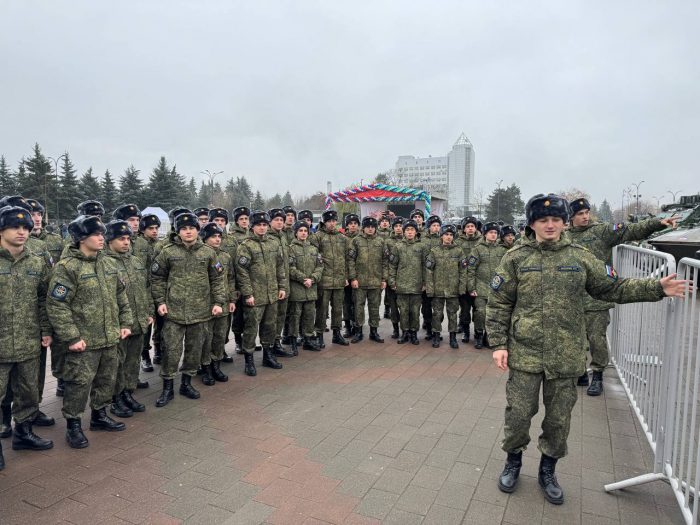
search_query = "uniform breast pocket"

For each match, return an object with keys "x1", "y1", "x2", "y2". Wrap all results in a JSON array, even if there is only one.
[{"x1": 554, "y1": 265, "x2": 584, "y2": 292}]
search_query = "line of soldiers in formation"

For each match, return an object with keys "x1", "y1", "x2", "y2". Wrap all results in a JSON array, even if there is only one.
[{"x1": 0, "y1": 191, "x2": 684, "y2": 507}]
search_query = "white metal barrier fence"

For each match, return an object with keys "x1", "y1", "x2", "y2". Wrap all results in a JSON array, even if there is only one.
[{"x1": 605, "y1": 245, "x2": 699, "y2": 525}]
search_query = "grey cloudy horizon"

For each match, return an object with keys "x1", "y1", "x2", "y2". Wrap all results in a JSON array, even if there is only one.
[{"x1": 2, "y1": 1, "x2": 698, "y2": 209}]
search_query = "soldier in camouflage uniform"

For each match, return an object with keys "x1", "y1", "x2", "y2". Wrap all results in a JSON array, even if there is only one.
[
  {"x1": 467, "y1": 222, "x2": 508, "y2": 349},
  {"x1": 282, "y1": 206, "x2": 297, "y2": 245},
  {"x1": 0, "y1": 207, "x2": 54, "y2": 469},
  {"x1": 410, "y1": 209, "x2": 425, "y2": 232},
  {"x1": 230, "y1": 206, "x2": 251, "y2": 355},
  {"x1": 457, "y1": 216, "x2": 482, "y2": 342},
  {"x1": 567, "y1": 197, "x2": 675, "y2": 395},
  {"x1": 388, "y1": 220, "x2": 423, "y2": 345},
  {"x1": 500, "y1": 225, "x2": 517, "y2": 249},
  {"x1": 488, "y1": 193, "x2": 687, "y2": 505},
  {"x1": 235, "y1": 211, "x2": 287, "y2": 376},
  {"x1": 268, "y1": 208, "x2": 295, "y2": 358},
  {"x1": 348, "y1": 216, "x2": 388, "y2": 343},
  {"x1": 103, "y1": 220, "x2": 153, "y2": 418},
  {"x1": 209, "y1": 208, "x2": 237, "y2": 363},
  {"x1": 139, "y1": 213, "x2": 161, "y2": 375},
  {"x1": 377, "y1": 214, "x2": 391, "y2": 239},
  {"x1": 288, "y1": 221, "x2": 324, "y2": 353},
  {"x1": 26, "y1": 198, "x2": 64, "y2": 262},
  {"x1": 298, "y1": 209, "x2": 314, "y2": 228},
  {"x1": 342, "y1": 213, "x2": 360, "y2": 338},
  {"x1": 194, "y1": 207, "x2": 210, "y2": 228},
  {"x1": 47, "y1": 215, "x2": 134, "y2": 449},
  {"x1": 425, "y1": 224, "x2": 468, "y2": 349},
  {"x1": 384, "y1": 217, "x2": 404, "y2": 338},
  {"x1": 77, "y1": 200, "x2": 105, "y2": 218},
  {"x1": 151, "y1": 212, "x2": 226, "y2": 407},
  {"x1": 419, "y1": 215, "x2": 442, "y2": 338},
  {"x1": 200, "y1": 223, "x2": 237, "y2": 384},
  {"x1": 311, "y1": 210, "x2": 350, "y2": 347}
]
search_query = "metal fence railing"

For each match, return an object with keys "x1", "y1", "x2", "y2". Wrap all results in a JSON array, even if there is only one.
[{"x1": 605, "y1": 245, "x2": 699, "y2": 525}]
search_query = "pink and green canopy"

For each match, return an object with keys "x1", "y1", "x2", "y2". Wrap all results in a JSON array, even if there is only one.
[{"x1": 325, "y1": 183, "x2": 431, "y2": 214}]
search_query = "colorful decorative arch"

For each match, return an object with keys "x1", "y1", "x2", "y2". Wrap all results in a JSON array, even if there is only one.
[{"x1": 325, "y1": 183, "x2": 431, "y2": 214}]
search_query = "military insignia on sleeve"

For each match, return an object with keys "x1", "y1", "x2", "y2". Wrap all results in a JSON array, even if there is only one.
[
  {"x1": 389, "y1": 253, "x2": 396, "y2": 263},
  {"x1": 460, "y1": 258, "x2": 469, "y2": 269},
  {"x1": 425, "y1": 258, "x2": 434, "y2": 270},
  {"x1": 316, "y1": 254, "x2": 323, "y2": 265},
  {"x1": 384, "y1": 247, "x2": 390, "y2": 257},
  {"x1": 348, "y1": 249, "x2": 357, "y2": 259},
  {"x1": 605, "y1": 265, "x2": 618, "y2": 280},
  {"x1": 288, "y1": 255, "x2": 296, "y2": 265},
  {"x1": 613, "y1": 223, "x2": 626, "y2": 231},
  {"x1": 214, "y1": 262, "x2": 224, "y2": 273},
  {"x1": 51, "y1": 283, "x2": 69, "y2": 301},
  {"x1": 238, "y1": 256, "x2": 250, "y2": 267},
  {"x1": 151, "y1": 262, "x2": 160, "y2": 273},
  {"x1": 491, "y1": 274, "x2": 505, "y2": 291},
  {"x1": 467, "y1": 255, "x2": 478, "y2": 267}
]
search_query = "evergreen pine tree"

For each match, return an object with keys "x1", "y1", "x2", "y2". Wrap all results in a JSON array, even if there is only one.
[
  {"x1": 251, "y1": 190, "x2": 265, "y2": 210},
  {"x1": 282, "y1": 190, "x2": 293, "y2": 207},
  {"x1": 238, "y1": 176, "x2": 254, "y2": 206},
  {"x1": 23, "y1": 143, "x2": 54, "y2": 211},
  {"x1": 186, "y1": 177, "x2": 198, "y2": 208},
  {"x1": 14, "y1": 159, "x2": 28, "y2": 195},
  {"x1": 169, "y1": 164, "x2": 189, "y2": 208},
  {"x1": 0, "y1": 155, "x2": 16, "y2": 195},
  {"x1": 78, "y1": 168, "x2": 103, "y2": 210},
  {"x1": 266, "y1": 193, "x2": 283, "y2": 209},
  {"x1": 198, "y1": 180, "x2": 213, "y2": 208},
  {"x1": 58, "y1": 153, "x2": 80, "y2": 220},
  {"x1": 118, "y1": 165, "x2": 146, "y2": 209},
  {"x1": 598, "y1": 199, "x2": 614, "y2": 223},
  {"x1": 145, "y1": 157, "x2": 179, "y2": 210},
  {"x1": 100, "y1": 169, "x2": 118, "y2": 214}
]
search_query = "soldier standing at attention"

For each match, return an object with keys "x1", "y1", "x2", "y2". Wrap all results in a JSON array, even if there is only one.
[
  {"x1": 457, "y1": 216, "x2": 482, "y2": 343},
  {"x1": 348, "y1": 216, "x2": 387, "y2": 344},
  {"x1": 0, "y1": 206, "x2": 54, "y2": 470},
  {"x1": 425, "y1": 224, "x2": 467, "y2": 349},
  {"x1": 288, "y1": 221, "x2": 324, "y2": 353},
  {"x1": 419, "y1": 215, "x2": 442, "y2": 339},
  {"x1": 567, "y1": 197, "x2": 676, "y2": 395},
  {"x1": 500, "y1": 225, "x2": 517, "y2": 249},
  {"x1": 342, "y1": 213, "x2": 360, "y2": 339},
  {"x1": 47, "y1": 215, "x2": 134, "y2": 449},
  {"x1": 488, "y1": 194, "x2": 687, "y2": 504},
  {"x1": 311, "y1": 210, "x2": 350, "y2": 348},
  {"x1": 267, "y1": 208, "x2": 294, "y2": 358},
  {"x1": 103, "y1": 220, "x2": 152, "y2": 417},
  {"x1": 150, "y1": 212, "x2": 226, "y2": 407},
  {"x1": 230, "y1": 206, "x2": 250, "y2": 355},
  {"x1": 139, "y1": 213, "x2": 161, "y2": 376},
  {"x1": 377, "y1": 214, "x2": 391, "y2": 239},
  {"x1": 410, "y1": 209, "x2": 425, "y2": 232},
  {"x1": 209, "y1": 207, "x2": 237, "y2": 363},
  {"x1": 467, "y1": 222, "x2": 508, "y2": 349},
  {"x1": 385, "y1": 217, "x2": 404, "y2": 338},
  {"x1": 388, "y1": 219, "x2": 423, "y2": 345},
  {"x1": 26, "y1": 198, "x2": 63, "y2": 262},
  {"x1": 298, "y1": 209, "x2": 314, "y2": 229},
  {"x1": 200, "y1": 223, "x2": 237, "y2": 384},
  {"x1": 194, "y1": 208, "x2": 210, "y2": 229},
  {"x1": 282, "y1": 206, "x2": 297, "y2": 245},
  {"x1": 113, "y1": 204, "x2": 147, "y2": 266},
  {"x1": 235, "y1": 211, "x2": 287, "y2": 376}
]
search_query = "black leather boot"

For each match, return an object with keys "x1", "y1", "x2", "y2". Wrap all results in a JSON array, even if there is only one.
[
  {"x1": 235, "y1": 333, "x2": 244, "y2": 355},
  {"x1": 244, "y1": 353, "x2": 257, "y2": 376},
  {"x1": 211, "y1": 360, "x2": 229, "y2": 382},
  {"x1": 0, "y1": 403, "x2": 12, "y2": 438},
  {"x1": 222, "y1": 350, "x2": 233, "y2": 363},
  {"x1": 90, "y1": 408, "x2": 126, "y2": 431},
  {"x1": 461, "y1": 326, "x2": 470, "y2": 343},
  {"x1": 410, "y1": 330, "x2": 419, "y2": 345},
  {"x1": 424, "y1": 328, "x2": 433, "y2": 341},
  {"x1": 179, "y1": 374, "x2": 201, "y2": 399},
  {"x1": 272, "y1": 339, "x2": 294, "y2": 357},
  {"x1": 56, "y1": 378, "x2": 65, "y2": 397},
  {"x1": 290, "y1": 338, "x2": 299, "y2": 357},
  {"x1": 110, "y1": 395, "x2": 133, "y2": 418},
  {"x1": 332, "y1": 329, "x2": 350, "y2": 346},
  {"x1": 587, "y1": 371, "x2": 604, "y2": 396},
  {"x1": 391, "y1": 323, "x2": 400, "y2": 339},
  {"x1": 351, "y1": 327, "x2": 364, "y2": 344},
  {"x1": 155, "y1": 379, "x2": 174, "y2": 407},
  {"x1": 317, "y1": 333, "x2": 326, "y2": 349},
  {"x1": 369, "y1": 327, "x2": 384, "y2": 343},
  {"x1": 538, "y1": 454, "x2": 564, "y2": 504},
  {"x1": 262, "y1": 346, "x2": 283, "y2": 369},
  {"x1": 201, "y1": 365, "x2": 215, "y2": 386},
  {"x1": 432, "y1": 332, "x2": 440, "y2": 348},
  {"x1": 577, "y1": 372, "x2": 590, "y2": 386},
  {"x1": 141, "y1": 355, "x2": 154, "y2": 373},
  {"x1": 137, "y1": 379, "x2": 149, "y2": 389},
  {"x1": 342, "y1": 322, "x2": 354, "y2": 339},
  {"x1": 34, "y1": 410, "x2": 55, "y2": 427},
  {"x1": 66, "y1": 418, "x2": 88, "y2": 448},
  {"x1": 121, "y1": 390, "x2": 145, "y2": 412},
  {"x1": 497, "y1": 451, "x2": 522, "y2": 493},
  {"x1": 303, "y1": 337, "x2": 321, "y2": 351},
  {"x1": 474, "y1": 330, "x2": 484, "y2": 349},
  {"x1": 397, "y1": 330, "x2": 410, "y2": 344},
  {"x1": 12, "y1": 420, "x2": 53, "y2": 450},
  {"x1": 449, "y1": 332, "x2": 458, "y2": 349}
]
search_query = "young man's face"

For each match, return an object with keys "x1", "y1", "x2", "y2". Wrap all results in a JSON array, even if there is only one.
[
  {"x1": 441, "y1": 232, "x2": 454, "y2": 245},
  {"x1": 464, "y1": 223, "x2": 476, "y2": 235},
  {"x1": 531, "y1": 217, "x2": 565, "y2": 242},
  {"x1": 270, "y1": 217, "x2": 284, "y2": 231},
  {"x1": 414, "y1": 215, "x2": 424, "y2": 227},
  {"x1": 572, "y1": 209, "x2": 590, "y2": 227},
  {"x1": 393, "y1": 224, "x2": 403, "y2": 235},
  {"x1": 379, "y1": 219, "x2": 389, "y2": 230},
  {"x1": 285, "y1": 213, "x2": 295, "y2": 225},
  {"x1": 485, "y1": 230, "x2": 499, "y2": 242},
  {"x1": 178, "y1": 225, "x2": 199, "y2": 243},
  {"x1": 429, "y1": 222, "x2": 440, "y2": 234},
  {"x1": 82, "y1": 232, "x2": 104, "y2": 251},
  {"x1": 347, "y1": 222, "x2": 359, "y2": 234},
  {"x1": 213, "y1": 217, "x2": 227, "y2": 229},
  {"x1": 237, "y1": 215, "x2": 249, "y2": 229},
  {"x1": 109, "y1": 235, "x2": 131, "y2": 254},
  {"x1": 252, "y1": 222, "x2": 268, "y2": 236},
  {"x1": 126, "y1": 216, "x2": 140, "y2": 232},
  {"x1": 205, "y1": 233, "x2": 222, "y2": 249},
  {"x1": 325, "y1": 219, "x2": 337, "y2": 232},
  {"x1": 404, "y1": 227, "x2": 416, "y2": 240},
  {"x1": 503, "y1": 234, "x2": 515, "y2": 245},
  {"x1": 198, "y1": 215, "x2": 209, "y2": 227},
  {"x1": 303, "y1": 217, "x2": 312, "y2": 226},
  {"x1": 363, "y1": 225, "x2": 376, "y2": 236},
  {"x1": 143, "y1": 225, "x2": 159, "y2": 240},
  {"x1": 296, "y1": 227, "x2": 309, "y2": 241},
  {"x1": 31, "y1": 211, "x2": 43, "y2": 231},
  {"x1": 0, "y1": 225, "x2": 30, "y2": 248}
]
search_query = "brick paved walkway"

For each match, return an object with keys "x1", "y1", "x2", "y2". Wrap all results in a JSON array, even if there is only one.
[{"x1": 0, "y1": 319, "x2": 686, "y2": 524}]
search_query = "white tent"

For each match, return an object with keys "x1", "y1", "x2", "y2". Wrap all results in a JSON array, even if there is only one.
[{"x1": 141, "y1": 206, "x2": 170, "y2": 238}]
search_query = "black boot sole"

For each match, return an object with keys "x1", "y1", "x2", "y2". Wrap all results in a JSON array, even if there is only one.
[
  {"x1": 12, "y1": 439, "x2": 54, "y2": 451},
  {"x1": 179, "y1": 390, "x2": 201, "y2": 399},
  {"x1": 90, "y1": 422, "x2": 126, "y2": 432},
  {"x1": 155, "y1": 393, "x2": 174, "y2": 407},
  {"x1": 262, "y1": 362, "x2": 283, "y2": 370},
  {"x1": 66, "y1": 435, "x2": 89, "y2": 448}
]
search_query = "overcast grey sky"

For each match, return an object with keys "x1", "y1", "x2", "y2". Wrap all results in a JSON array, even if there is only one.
[{"x1": 2, "y1": 1, "x2": 698, "y2": 208}]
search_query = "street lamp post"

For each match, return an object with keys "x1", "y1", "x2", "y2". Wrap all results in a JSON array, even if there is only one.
[
  {"x1": 200, "y1": 170, "x2": 223, "y2": 206},
  {"x1": 651, "y1": 195, "x2": 664, "y2": 214},
  {"x1": 631, "y1": 180, "x2": 644, "y2": 219},
  {"x1": 48, "y1": 153, "x2": 67, "y2": 223},
  {"x1": 495, "y1": 179, "x2": 504, "y2": 220},
  {"x1": 667, "y1": 190, "x2": 682, "y2": 204}
]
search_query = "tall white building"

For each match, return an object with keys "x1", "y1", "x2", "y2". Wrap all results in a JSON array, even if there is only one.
[{"x1": 392, "y1": 133, "x2": 475, "y2": 216}]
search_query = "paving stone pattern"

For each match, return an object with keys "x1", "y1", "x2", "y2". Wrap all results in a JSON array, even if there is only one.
[{"x1": 0, "y1": 318, "x2": 685, "y2": 524}]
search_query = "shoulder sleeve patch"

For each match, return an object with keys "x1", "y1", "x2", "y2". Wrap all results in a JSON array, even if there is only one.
[
  {"x1": 50, "y1": 283, "x2": 69, "y2": 301},
  {"x1": 491, "y1": 274, "x2": 505, "y2": 291},
  {"x1": 348, "y1": 249, "x2": 357, "y2": 260},
  {"x1": 425, "y1": 257, "x2": 435, "y2": 270},
  {"x1": 467, "y1": 255, "x2": 478, "y2": 266},
  {"x1": 214, "y1": 261, "x2": 224, "y2": 273},
  {"x1": 238, "y1": 255, "x2": 250, "y2": 267},
  {"x1": 288, "y1": 255, "x2": 296, "y2": 265},
  {"x1": 151, "y1": 262, "x2": 160, "y2": 274},
  {"x1": 613, "y1": 222, "x2": 626, "y2": 231},
  {"x1": 605, "y1": 265, "x2": 618, "y2": 280}
]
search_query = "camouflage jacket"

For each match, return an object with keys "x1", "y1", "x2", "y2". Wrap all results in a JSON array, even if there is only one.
[
  {"x1": 457, "y1": 231, "x2": 482, "y2": 257},
  {"x1": 419, "y1": 232, "x2": 442, "y2": 256},
  {"x1": 47, "y1": 247, "x2": 133, "y2": 349},
  {"x1": 26, "y1": 236, "x2": 55, "y2": 268},
  {"x1": 131, "y1": 234, "x2": 154, "y2": 269},
  {"x1": 388, "y1": 238, "x2": 424, "y2": 294},
  {"x1": 311, "y1": 228, "x2": 348, "y2": 289},
  {"x1": 425, "y1": 244, "x2": 468, "y2": 298},
  {"x1": 377, "y1": 227, "x2": 391, "y2": 239},
  {"x1": 466, "y1": 239, "x2": 508, "y2": 296},
  {"x1": 36, "y1": 229, "x2": 64, "y2": 263},
  {"x1": 568, "y1": 218, "x2": 666, "y2": 310},
  {"x1": 347, "y1": 233, "x2": 387, "y2": 289},
  {"x1": 151, "y1": 237, "x2": 226, "y2": 324},
  {"x1": 0, "y1": 247, "x2": 51, "y2": 362},
  {"x1": 220, "y1": 231, "x2": 238, "y2": 262},
  {"x1": 486, "y1": 233, "x2": 666, "y2": 378},
  {"x1": 269, "y1": 228, "x2": 290, "y2": 291},
  {"x1": 282, "y1": 226, "x2": 295, "y2": 245},
  {"x1": 104, "y1": 247, "x2": 154, "y2": 335},
  {"x1": 229, "y1": 223, "x2": 249, "y2": 243},
  {"x1": 288, "y1": 239, "x2": 324, "y2": 302},
  {"x1": 235, "y1": 234, "x2": 286, "y2": 305},
  {"x1": 213, "y1": 246, "x2": 239, "y2": 304},
  {"x1": 384, "y1": 232, "x2": 403, "y2": 251}
]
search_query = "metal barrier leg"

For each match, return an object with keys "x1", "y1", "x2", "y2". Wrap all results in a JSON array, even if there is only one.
[{"x1": 605, "y1": 472, "x2": 666, "y2": 492}]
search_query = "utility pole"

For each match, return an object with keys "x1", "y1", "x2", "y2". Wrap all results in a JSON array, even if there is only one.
[
  {"x1": 631, "y1": 180, "x2": 644, "y2": 220},
  {"x1": 201, "y1": 170, "x2": 223, "y2": 206},
  {"x1": 48, "y1": 153, "x2": 67, "y2": 222},
  {"x1": 495, "y1": 179, "x2": 504, "y2": 220},
  {"x1": 667, "y1": 190, "x2": 682, "y2": 204}
]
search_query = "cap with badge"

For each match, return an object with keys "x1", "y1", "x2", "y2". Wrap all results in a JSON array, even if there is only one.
[
  {"x1": 361, "y1": 216, "x2": 378, "y2": 229},
  {"x1": 77, "y1": 200, "x2": 105, "y2": 217},
  {"x1": 112, "y1": 204, "x2": 141, "y2": 221},
  {"x1": 568, "y1": 197, "x2": 591, "y2": 215},
  {"x1": 105, "y1": 220, "x2": 132, "y2": 241},
  {"x1": 0, "y1": 206, "x2": 34, "y2": 230},
  {"x1": 440, "y1": 224, "x2": 457, "y2": 236},
  {"x1": 68, "y1": 215, "x2": 106, "y2": 243},
  {"x1": 208, "y1": 208, "x2": 229, "y2": 223},
  {"x1": 139, "y1": 213, "x2": 161, "y2": 232},
  {"x1": 525, "y1": 194, "x2": 570, "y2": 224},
  {"x1": 200, "y1": 222, "x2": 223, "y2": 241},
  {"x1": 250, "y1": 210, "x2": 271, "y2": 226},
  {"x1": 233, "y1": 206, "x2": 251, "y2": 221},
  {"x1": 174, "y1": 212, "x2": 200, "y2": 232}
]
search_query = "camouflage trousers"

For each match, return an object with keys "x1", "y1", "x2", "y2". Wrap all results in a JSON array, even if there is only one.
[
  {"x1": 315, "y1": 287, "x2": 344, "y2": 332},
  {"x1": 459, "y1": 293, "x2": 475, "y2": 331},
  {"x1": 275, "y1": 298, "x2": 288, "y2": 341},
  {"x1": 343, "y1": 285, "x2": 355, "y2": 328},
  {"x1": 501, "y1": 369, "x2": 578, "y2": 459},
  {"x1": 586, "y1": 310, "x2": 611, "y2": 373},
  {"x1": 473, "y1": 296, "x2": 488, "y2": 332},
  {"x1": 289, "y1": 300, "x2": 316, "y2": 338},
  {"x1": 0, "y1": 359, "x2": 40, "y2": 423},
  {"x1": 431, "y1": 297, "x2": 460, "y2": 333},
  {"x1": 114, "y1": 333, "x2": 142, "y2": 394},
  {"x1": 51, "y1": 340, "x2": 68, "y2": 380},
  {"x1": 397, "y1": 294, "x2": 422, "y2": 331},
  {"x1": 161, "y1": 321, "x2": 208, "y2": 379},
  {"x1": 354, "y1": 288, "x2": 382, "y2": 328},
  {"x1": 206, "y1": 314, "x2": 230, "y2": 363},
  {"x1": 62, "y1": 346, "x2": 118, "y2": 420},
  {"x1": 385, "y1": 288, "x2": 399, "y2": 324},
  {"x1": 243, "y1": 302, "x2": 277, "y2": 354}
]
